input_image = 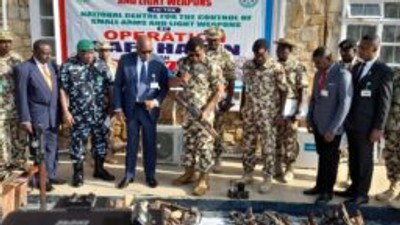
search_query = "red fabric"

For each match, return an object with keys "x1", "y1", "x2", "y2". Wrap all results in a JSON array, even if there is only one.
[{"x1": 318, "y1": 70, "x2": 327, "y2": 94}]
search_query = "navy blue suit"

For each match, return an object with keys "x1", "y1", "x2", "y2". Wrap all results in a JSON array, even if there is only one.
[
  {"x1": 114, "y1": 53, "x2": 168, "y2": 181},
  {"x1": 15, "y1": 57, "x2": 59, "y2": 180}
]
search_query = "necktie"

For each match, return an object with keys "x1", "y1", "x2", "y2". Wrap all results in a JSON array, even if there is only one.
[
  {"x1": 137, "y1": 60, "x2": 147, "y2": 102},
  {"x1": 355, "y1": 62, "x2": 366, "y2": 82},
  {"x1": 40, "y1": 64, "x2": 52, "y2": 90},
  {"x1": 318, "y1": 70, "x2": 327, "y2": 94}
]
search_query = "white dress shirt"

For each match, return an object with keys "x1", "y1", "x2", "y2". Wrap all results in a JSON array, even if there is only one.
[{"x1": 359, "y1": 58, "x2": 377, "y2": 80}]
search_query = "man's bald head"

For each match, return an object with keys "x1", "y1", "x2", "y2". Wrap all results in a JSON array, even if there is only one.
[{"x1": 137, "y1": 35, "x2": 153, "y2": 61}]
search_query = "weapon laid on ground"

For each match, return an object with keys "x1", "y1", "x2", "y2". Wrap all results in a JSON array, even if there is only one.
[{"x1": 29, "y1": 123, "x2": 47, "y2": 210}]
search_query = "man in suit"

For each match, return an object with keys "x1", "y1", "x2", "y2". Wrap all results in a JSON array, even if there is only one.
[
  {"x1": 337, "y1": 34, "x2": 393, "y2": 205},
  {"x1": 304, "y1": 47, "x2": 353, "y2": 204},
  {"x1": 15, "y1": 39, "x2": 66, "y2": 191},
  {"x1": 114, "y1": 35, "x2": 169, "y2": 189}
]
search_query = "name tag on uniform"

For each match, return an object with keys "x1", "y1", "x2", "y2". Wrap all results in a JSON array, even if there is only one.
[
  {"x1": 361, "y1": 89, "x2": 372, "y2": 97},
  {"x1": 150, "y1": 82, "x2": 160, "y2": 89},
  {"x1": 321, "y1": 89, "x2": 329, "y2": 97}
]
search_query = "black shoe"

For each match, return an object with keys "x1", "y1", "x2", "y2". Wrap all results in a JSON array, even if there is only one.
[
  {"x1": 335, "y1": 189, "x2": 355, "y2": 198},
  {"x1": 93, "y1": 157, "x2": 116, "y2": 181},
  {"x1": 146, "y1": 178, "x2": 158, "y2": 188},
  {"x1": 72, "y1": 161, "x2": 84, "y2": 187},
  {"x1": 303, "y1": 186, "x2": 320, "y2": 196},
  {"x1": 117, "y1": 177, "x2": 133, "y2": 189},
  {"x1": 315, "y1": 193, "x2": 333, "y2": 205},
  {"x1": 49, "y1": 178, "x2": 67, "y2": 185},
  {"x1": 344, "y1": 196, "x2": 369, "y2": 206}
]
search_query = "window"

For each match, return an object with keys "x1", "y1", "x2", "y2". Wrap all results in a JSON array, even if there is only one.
[
  {"x1": 30, "y1": 0, "x2": 56, "y2": 54},
  {"x1": 342, "y1": 0, "x2": 400, "y2": 67}
]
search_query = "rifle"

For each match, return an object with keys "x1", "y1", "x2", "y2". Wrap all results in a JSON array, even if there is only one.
[{"x1": 29, "y1": 123, "x2": 47, "y2": 210}]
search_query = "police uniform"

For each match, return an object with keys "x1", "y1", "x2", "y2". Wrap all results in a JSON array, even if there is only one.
[
  {"x1": 204, "y1": 27, "x2": 236, "y2": 172},
  {"x1": 60, "y1": 55, "x2": 112, "y2": 162},
  {"x1": 0, "y1": 30, "x2": 25, "y2": 167},
  {"x1": 377, "y1": 68, "x2": 400, "y2": 203},
  {"x1": 171, "y1": 54, "x2": 224, "y2": 196},
  {"x1": 241, "y1": 58, "x2": 287, "y2": 193},
  {"x1": 275, "y1": 53, "x2": 308, "y2": 181}
]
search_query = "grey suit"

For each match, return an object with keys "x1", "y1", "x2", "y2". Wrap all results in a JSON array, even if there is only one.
[
  {"x1": 306, "y1": 62, "x2": 353, "y2": 194},
  {"x1": 307, "y1": 63, "x2": 353, "y2": 136}
]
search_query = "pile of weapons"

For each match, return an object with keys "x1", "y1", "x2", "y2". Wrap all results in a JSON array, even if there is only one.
[
  {"x1": 230, "y1": 204, "x2": 365, "y2": 225},
  {"x1": 132, "y1": 200, "x2": 202, "y2": 225}
]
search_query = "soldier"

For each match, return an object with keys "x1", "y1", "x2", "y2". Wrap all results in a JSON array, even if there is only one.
[
  {"x1": 0, "y1": 30, "x2": 25, "y2": 168},
  {"x1": 171, "y1": 37, "x2": 224, "y2": 196},
  {"x1": 240, "y1": 39, "x2": 287, "y2": 193},
  {"x1": 376, "y1": 67, "x2": 400, "y2": 207},
  {"x1": 96, "y1": 41, "x2": 121, "y2": 164},
  {"x1": 338, "y1": 38, "x2": 358, "y2": 71},
  {"x1": 204, "y1": 26, "x2": 236, "y2": 173},
  {"x1": 274, "y1": 38, "x2": 308, "y2": 183},
  {"x1": 59, "y1": 39, "x2": 115, "y2": 187}
]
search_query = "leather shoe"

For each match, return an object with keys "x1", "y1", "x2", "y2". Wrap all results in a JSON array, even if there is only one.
[
  {"x1": 146, "y1": 178, "x2": 158, "y2": 188},
  {"x1": 335, "y1": 189, "x2": 355, "y2": 198},
  {"x1": 315, "y1": 193, "x2": 333, "y2": 204},
  {"x1": 344, "y1": 196, "x2": 369, "y2": 206},
  {"x1": 303, "y1": 186, "x2": 320, "y2": 196},
  {"x1": 49, "y1": 178, "x2": 67, "y2": 185},
  {"x1": 117, "y1": 177, "x2": 134, "y2": 189}
]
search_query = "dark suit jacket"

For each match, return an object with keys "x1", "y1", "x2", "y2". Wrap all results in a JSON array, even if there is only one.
[
  {"x1": 15, "y1": 57, "x2": 59, "y2": 129},
  {"x1": 345, "y1": 60, "x2": 393, "y2": 133},
  {"x1": 113, "y1": 53, "x2": 169, "y2": 121}
]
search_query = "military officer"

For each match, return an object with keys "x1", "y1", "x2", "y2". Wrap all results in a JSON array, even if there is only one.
[
  {"x1": 338, "y1": 38, "x2": 358, "y2": 71},
  {"x1": 170, "y1": 37, "x2": 224, "y2": 196},
  {"x1": 240, "y1": 39, "x2": 288, "y2": 193},
  {"x1": 96, "y1": 41, "x2": 120, "y2": 164},
  {"x1": 204, "y1": 26, "x2": 236, "y2": 174},
  {"x1": 59, "y1": 39, "x2": 115, "y2": 187},
  {"x1": 376, "y1": 67, "x2": 400, "y2": 207},
  {"x1": 274, "y1": 38, "x2": 308, "y2": 183},
  {"x1": 0, "y1": 30, "x2": 25, "y2": 168}
]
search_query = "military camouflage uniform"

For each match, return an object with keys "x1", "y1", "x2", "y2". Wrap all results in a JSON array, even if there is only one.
[
  {"x1": 177, "y1": 56, "x2": 224, "y2": 173},
  {"x1": 0, "y1": 52, "x2": 26, "y2": 166},
  {"x1": 242, "y1": 59, "x2": 287, "y2": 177},
  {"x1": 383, "y1": 68, "x2": 400, "y2": 184},
  {"x1": 276, "y1": 59, "x2": 307, "y2": 166},
  {"x1": 206, "y1": 45, "x2": 236, "y2": 158},
  {"x1": 60, "y1": 57, "x2": 112, "y2": 161}
]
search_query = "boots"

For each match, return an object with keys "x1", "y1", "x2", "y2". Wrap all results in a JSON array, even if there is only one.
[
  {"x1": 193, "y1": 172, "x2": 209, "y2": 196},
  {"x1": 274, "y1": 160, "x2": 285, "y2": 183},
  {"x1": 212, "y1": 158, "x2": 223, "y2": 174},
  {"x1": 239, "y1": 173, "x2": 254, "y2": 184},
  {"x1": 259, "y1": 175, "x2": 273, "y2": 194},
  {"x1": 376, "y1": 181, "x2": 399, "y2": 202},
  {"x1": 283, "y1": 164, "x2": 295, "y2": 182},
  {"x1": 93, "y1": 157, "x2": 115, "y2": 181},
  {"x1": 172, "y1": 167, "x2": 196, "y2": 186},
  {"x1": 72, "y1": 161, "x2": 84, "y2": 187}
]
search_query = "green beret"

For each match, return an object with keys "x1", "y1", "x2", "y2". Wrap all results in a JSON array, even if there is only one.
[{"x1": 77, "y1": 39, "x2": 94, "y2": 51}]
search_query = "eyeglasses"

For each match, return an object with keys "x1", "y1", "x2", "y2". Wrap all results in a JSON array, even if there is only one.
[{"x1": 140, "y1": 50, "x2": 152, "y2": 54}]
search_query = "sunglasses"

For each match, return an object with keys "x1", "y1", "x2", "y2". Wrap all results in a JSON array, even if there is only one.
[{"x1": 140, "y1": 50, "x2": 152, "y2": 54}]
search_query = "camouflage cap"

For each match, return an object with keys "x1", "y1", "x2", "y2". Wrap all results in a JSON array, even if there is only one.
[
  {"x1": 274, "y1": 38, "x2": 296, "y2": 48},
  {"x1": 77, "y1": 39, "x2": 95, "y2": 51},
  {"x1": 0, "y1": 30, "x2": 13, "y2": 41},
  {"x1": 204, "y1": 26, "x2": 224, "y2": 40},
  {"x1": 96, "y1": 41, "x2": 113, "y2": 50}
]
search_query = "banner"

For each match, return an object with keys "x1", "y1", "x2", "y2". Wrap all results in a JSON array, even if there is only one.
[{"x1": 60, "y1": 0, "x2": 272, "y2": 70}]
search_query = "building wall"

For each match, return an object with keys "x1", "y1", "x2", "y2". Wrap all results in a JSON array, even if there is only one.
[
  {"x1": 7, "y1": 0, "x2": 31, "y2": 58},
  {"x1": 285, "y1": 0, "x2": 343, "y2": 75}
]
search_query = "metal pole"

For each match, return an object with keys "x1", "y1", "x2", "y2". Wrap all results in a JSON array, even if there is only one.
[{"x1": 2, "y1": 0, "x2": 8, "y2": 30}]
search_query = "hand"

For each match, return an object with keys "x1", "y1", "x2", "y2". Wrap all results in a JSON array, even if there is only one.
[
  {"x1": 369, "y1": 129, "x2": 383, "y2": 143},
  {"x1": 63, "y1": 111, "x2": 75, "y2": 127},
  {"x1": 114, "y1": 111, "x2": 125, "y2": 122},
  {"x1": 218, "y1": 98, "x2": 234, "y2": 112},
  {"x1": 290, "y1": 120, "x2": 299, "y2": 130},
  {"x1": 200, "y1": 110, "x2": 210, "y2": 121},
  {"x1": 181, "y1": 71, "x2": 191, "y2": 83},
  {"x1": 22, "y1": 123, "x2": 33, "y2": 134},
  {"x1": 324, "y1": 132, "x2": 335, "y2": 143},
  {"x1": 144, "y1": 100, "x2": 157, "y2": 111}
]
